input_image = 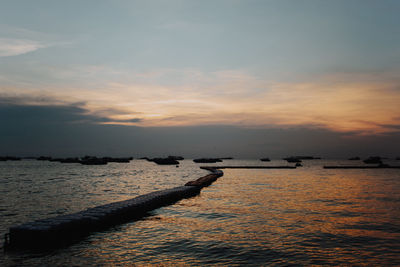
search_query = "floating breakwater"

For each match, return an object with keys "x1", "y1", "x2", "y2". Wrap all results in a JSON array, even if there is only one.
[
  {"x1": 5, "y1": 168, "x2": 223, "y2": 249},
  {"x1": 324, "y1": 165, "x2": 400, "y2": 169},
  {"x1": 201, "y1": 166, "x2": 297, "y2": 169}
]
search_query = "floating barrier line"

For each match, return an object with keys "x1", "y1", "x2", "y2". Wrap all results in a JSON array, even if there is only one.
[
  {"x1": 4, "y1": 166, "x2": 297, "y2": 249},
  {"x1": 200, "y1": 166, "x2": 297, "y2": 169},
  {"x1": 324, "y1": 165, "x2": 400, "y2": 169},
  {"x1": 5, "y1": 168, "x2": 223, "y2": 249}
]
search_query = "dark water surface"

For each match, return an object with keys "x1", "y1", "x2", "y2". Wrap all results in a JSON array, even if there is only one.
[{"x1": 1, "y1": 159, "x2": 399, "y2": 265}]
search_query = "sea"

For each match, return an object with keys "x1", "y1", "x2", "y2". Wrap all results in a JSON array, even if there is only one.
[{"x1": 0, "y1": 159, "x2": 399, "y2": 266}]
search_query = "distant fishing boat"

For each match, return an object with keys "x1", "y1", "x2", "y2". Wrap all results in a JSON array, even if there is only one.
[
  {"x1": 283, "y1": 157, "x2": 302, "y2": 163},
  {"x1": 363, "y1": 156, "x2": 382, "y2": 164}
]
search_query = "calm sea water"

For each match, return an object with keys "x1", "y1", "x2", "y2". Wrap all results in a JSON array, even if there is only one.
[{"x1": 1, "y1": 159, "x2": 399, "y2": 266}]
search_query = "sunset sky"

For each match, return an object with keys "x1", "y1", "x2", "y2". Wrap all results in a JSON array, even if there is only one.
[{"x1": 1, "y1": 0, "x2": 400, "y2": 157}]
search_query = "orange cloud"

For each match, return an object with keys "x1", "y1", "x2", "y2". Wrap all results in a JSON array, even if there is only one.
[{"x1": 2, "y1": 69, "x2": 400, "y2": 135}]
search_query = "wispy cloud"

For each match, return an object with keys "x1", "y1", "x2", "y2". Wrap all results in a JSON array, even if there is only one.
[
  {"x1": 0, "y1": 25, "x2": 74, "y2": 57},
  {"x1": 0, "y1": 38, "x2": 46, "y2": 57}
]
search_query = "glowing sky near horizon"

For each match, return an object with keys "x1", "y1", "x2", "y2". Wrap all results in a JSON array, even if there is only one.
[{"x1": 1, "y1": 0, "x2": 400, "y2": 135}]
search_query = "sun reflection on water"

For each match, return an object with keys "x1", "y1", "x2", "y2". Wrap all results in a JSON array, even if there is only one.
[
  {"x1": 68, "y1": 164, "x2": 400, "y2": 265},
  {"x1": 1, "y1": 160, "x2": 399, "y2": 265}
]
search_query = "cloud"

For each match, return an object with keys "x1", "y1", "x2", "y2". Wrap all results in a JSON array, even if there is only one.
[
  {"x1": 0, "y1": 25, "x2": 73, "y2": 58},
  {"x1": 94, "y1": 117, "x2": 142, "y2": 124},
  {"x1": 261, "y1": 77, "x2": 400, "y2": 135},
  {"x1": 1, "y1": 66, "x2": 399, "y2": 135},
  {"x1": 1, "y1": 95, "x2": 400, "y2": 158},
  {"x1": 86, "y1": 69, "x2": 399, "y2": 135},
  {"x1": 0, "y1": 38, "x2": 46, "y2": 57},
  {"x1": 0, "y1": 95, "x2": 142, "y2": 125}
]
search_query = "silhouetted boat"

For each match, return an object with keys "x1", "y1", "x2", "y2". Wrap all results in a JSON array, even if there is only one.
[
  {"x1": 363, "y1": 156, "x2": 382, "y2": 164},
  {"x1": 296, "y1": 156, "x2": 321, "y2": 160},
  {"x1": 283, "y1": 157, "x2": 302, "y2": 163},
  {"x1": 348, "y1": 157, "x2": 360, "y2": 160},
  {"x1": 193, "y1": 158, "x2": 223, "y2": 163},
  {"x1": 0, "y1": 156, "x2": 21, "y2": 161},
  {"x1": 102, "y1": 157, "x2": 132, "y2": 163},
  {"x1": 59, "y1": 158, "x2": 81, "y2": 163},
  {"x1": 260, "y1": 158, "x2": 271, "y2": 162},
  {"x1": 37, "y1": 156, "x2": 52, "y2": 161},
  {"x1": 80, "y1": 157, "x2": 108, "y2": 165},
  {"x1": 152, "y1": 158, "x2": 179, "y2": 165},
  {"x1": 139, "y1": 157, "x2": 153, "y2": 161},
  {"x1": 79, "y1": 156, "x2": 107, "y2": 165},
  {"x1": 167, "y1": 156, "x2": 184, "y2": 160}
]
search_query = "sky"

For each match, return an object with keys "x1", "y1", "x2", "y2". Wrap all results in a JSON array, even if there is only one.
[{"x1": 1, "y1": 0, "x2": 400, "y2": 158}]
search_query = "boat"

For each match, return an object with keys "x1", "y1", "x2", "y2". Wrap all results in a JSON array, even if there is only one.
[
  {"x1": 193, "y1": 158, "x2": 223, "y2": 163},
  {"x1": 363, "y1": 156, "x2": 382, "y2": 164},
  {"x1": 283, "y1": 157, "x2": 302, "y2": 163}
]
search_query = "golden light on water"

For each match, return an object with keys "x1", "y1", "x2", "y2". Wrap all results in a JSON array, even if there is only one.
[{"x1": 65, "y1": 165, "x2": 400, "y2": 265}]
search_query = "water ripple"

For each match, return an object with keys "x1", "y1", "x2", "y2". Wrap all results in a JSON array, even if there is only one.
[{"x1": 1, "y1": 159, "x2": 399, "y2": 266}]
